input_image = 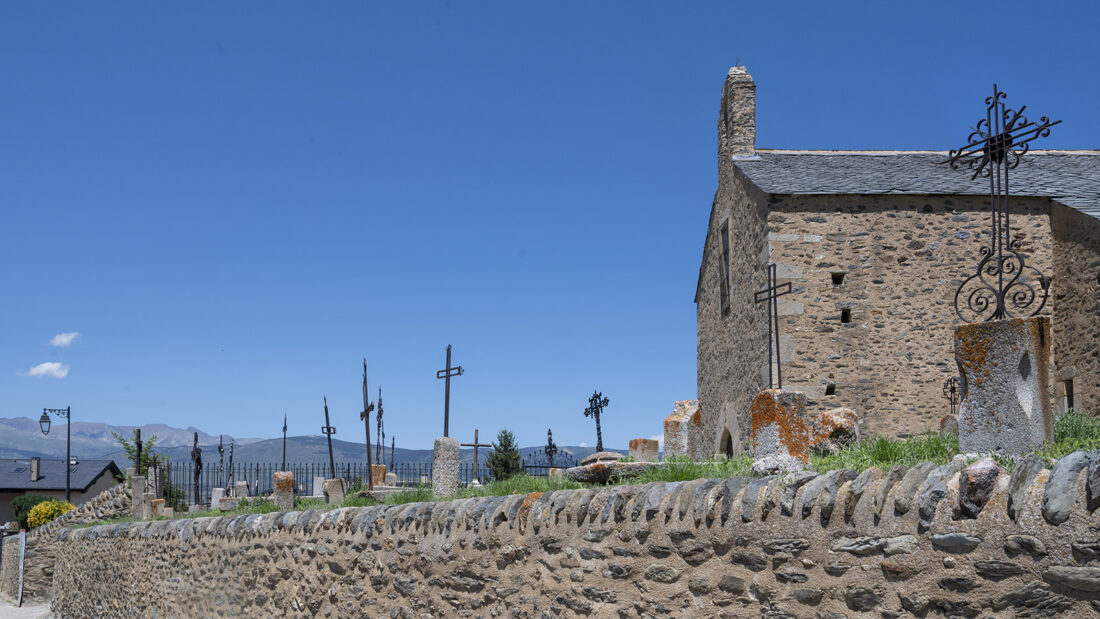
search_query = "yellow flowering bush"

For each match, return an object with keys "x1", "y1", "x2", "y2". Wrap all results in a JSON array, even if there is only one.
[{"x1": 27, "y1": 499, "x2": 75, "y2": 529}]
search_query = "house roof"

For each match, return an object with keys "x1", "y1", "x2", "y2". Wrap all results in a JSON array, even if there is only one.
[
  {"x1": 0, "y1": 459, "x2": 121, "y2": 492},
  {"x1": 733, "y1": 150, "x2": 1100, "y2": 221}
]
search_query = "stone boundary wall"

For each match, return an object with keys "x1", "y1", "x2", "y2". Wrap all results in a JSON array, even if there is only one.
[
  {"x1": 0, "y1": 483, "x2": 129, "y2": 602},
  {"x1": 49, "y1": 453, "x2": 1100, "y2": 617}
]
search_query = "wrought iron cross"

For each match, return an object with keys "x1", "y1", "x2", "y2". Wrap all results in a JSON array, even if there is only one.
[
  {"x1": 544, "y1": 428, "x2": 558, "y2": 469},
  {"x1": 943, "y1": 85, "x2": 1059, "y2": 322},
  {"x1": 389, "y1": 436, "x2": 395, "y2": 471},
  {"x1": 359, "y1": 360, "x2": 374, "y2": 490},
  {"x1": 436, "y1": 344, "x2": 464, "y2": 437},
  {"x1": 754, "y1": 263, "x2": 792, "y2": 389},
  {"x1": 584, "y1": 391, "x2": 610, "y2": 453},
  {"x1": 461, "y1": 428, "x2": 491, "y2": 484},
  {"x1": 943, "y1": 377, "x2": 960, "y2": 417},
  {"x1": 216, "y1": 434, "x2": 223, "y2": 489},
  {"x1": 191, "y1": 432, "x2": 202, "y2": 506},
  {"x1": 281, "y1": 412, "x2": 287, "y2": 471},
  {"x1": 321, "y1": 396, "x2": 337, "y2": 480}
]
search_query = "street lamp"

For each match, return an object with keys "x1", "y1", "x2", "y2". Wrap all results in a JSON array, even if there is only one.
[{"x1": 40, "y1": 407, "x2": 72, "y2": 502}]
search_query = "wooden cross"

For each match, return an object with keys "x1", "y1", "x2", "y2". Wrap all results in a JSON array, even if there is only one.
[
  {"x1": 754, "y1": 263, "x2": 792, "y2": 389},
  {"x1": 436, "y1": 344, "x2": 464, "y2": 437},
  {"x1": 461, "y1": 429, "x2": 491, "y2": 483}
]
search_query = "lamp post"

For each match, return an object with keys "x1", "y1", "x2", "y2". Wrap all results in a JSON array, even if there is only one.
[{"x1": 39, "y1": 406, "x2": 72, "y2": 502}]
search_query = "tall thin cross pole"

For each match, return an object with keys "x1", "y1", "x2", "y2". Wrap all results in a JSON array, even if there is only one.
[
  {"x1": 436, "y1": 345, "x2": 464, "y2": 437},
  {"x1": 321, "y1": 396, "x2": 337, "y2": 480},
  {"x1": 461, "y1": 429, "x2": 492, "y2": 484},
  {"x1": 376, "y1": 387, "x2": 384, "y2": 463},
  {"x1": 754, "y1": 263, "x2": 792, "y2": 389},
  {"x1": 359, "y1": 360, "x2": 374, "y2": 491},
  {"x1": 281, "y1": 413, "x2": 287, "y2": 471},
  {"x1": 389, "y1": 436, "x2": 395, "y2": 471}
]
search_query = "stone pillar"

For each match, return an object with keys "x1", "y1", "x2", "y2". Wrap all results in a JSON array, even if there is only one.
[
  {"x1": 664, "y1": 400, "x2": 703, "y2": 460},
  {"x1": 147, "y1": 466, "x2": 161, "y2": 499},
  {"x1": 955, "y1": 316, "x2": 1052, "y2": 454},
  {"x1": 321, "y1": 479, "x2": 345, "y2": 505},
  {"x1": 234, "y1": 480, "x2": 250, "y2": 499},
  {"x1": 312, "y1": 477, "x2": 325, "y2": 497},
  {"x1": 628, "y1": 438, "x2": 659, "y2": 462},
  {"x1": 384, "y1": 472, "x2": 398, "y2": 487},
  {"x1": 273, "y1": 471, "x2": 294, "y2": 510},
  {"x1": 370, "y1": 464, "x2": 387, "y2": 488},
  {"x1": 150, "y1": 499, "x2": 165, "y2": 518},
  {"x1": 162, "y1": 507, "x2": 175, "y2": 518},
  {"x1": 210, "y1": 487, "x2": 225, "y2": 510},
  {"x1": 432, "y1": 436, "x2": 460, "y2": 498},
  {"x1": 141, "y1": 493, "x2": 155, "y2": 520},
  {"x1": 750, "y1": 389, "x2": 809, "y2": 475},
  {"x1": 130, "y1": 476, "x2": 146, "y2": 519}
]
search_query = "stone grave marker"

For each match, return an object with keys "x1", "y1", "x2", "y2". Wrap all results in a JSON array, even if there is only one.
[
  {"x1": 141, "y1": 492, "x2": 155, "y2": 520},
  {"x1": 130, "y1": 476, "x2": 146, "y2": 519},
  {"x1": 628, "y1": 438, "x2": 659, "y2": 462},
  {"x1": 210, "y1": 487, "x2": 225, "y2": 509},
  {"x1": 273, "y1": 471, "x2": 294, "y2": 510},
  {"x1": 751, "y1": 389, "x2": 809, "y2": 475},
  {"x1": 312, "y1": 476, "x2": 325, "y2": 498},
  {"x1": 432, "y1": 436, "x2": 459, "y2": 498},
  {"x1": 321, "y1": 479, "x2": 345, "y2": 505},
  {"x1": 384, "y1": 472, "x2": 398, "y2": 486},
  {"x1": 162, "y1": 507, "x2": 174, "y2": 518},
  {"x1": 664, "y1": 400, "x2": 703, "y2": 459},
  {"x1": 370, "y1": 464, "x2": 387, "y2": 488},
  {"x1": 234, "y1": 480, "x2": 250, "y2": 499},
  {"x1": 151, "y1": 499, "x2": 165, "y2": 518}
]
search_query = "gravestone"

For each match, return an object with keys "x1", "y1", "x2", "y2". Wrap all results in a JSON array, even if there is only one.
[
  {"x1": 750, "y1": 388, "x2": 809, "y2": 475},
  {"x1": 810, "y1": 407, "x2": 859, "y2": 453},
  {"x1": 384, "y1": 472, "x2": 398, "y2": 486},
  {"x1": 432, "y1": 436, "x2": 460, "y2": 498},
  {"x1": 150, "y1": 499, "x2": 165, "y2": 518},
  {"x1": 321, "y1": 479, "x2": 345, "y2": 505},
  {"x1": 147, "y1": 466, "x2": 161, "y2": 499},
  {"x1": 370, "y1": 464, "x2": 387, "y2": 488},
  {"x1": 130, "y1": 476, "x2": 146, "y2": 519},
  {"x1": 273, "y1": 471, "x2": 294, "y2": 510},
  {"x1": 210, "y1": 487, "x2": 225, "y2": 509},
  {"x1": 217, "y1": 497, "x2": 239, "y2": 511},
  {"x1": 188, "y1": 504, "x2": 206, "y2": 514},
  {"x1": 312, "y1": 476, "x2": 326, "y2": 498},
  {"x1": 955, "y1": 316, "x2": 1052, "y2": 454},
  {"x1": 162, "y1": 507, "x2": 174, "y2": 518},
  {"x1": 548, "y1": 468, "x2": 563, "y2": 480},
  {"x1": 664, "y1": 400, "x2": 703, "y2": 459},
  {"x1": 141, "y1": 492, "x2": 155, "y2": 520},
  {"x1": 234, "y1": 480, "x2": 250, "y2": 499},
  {"x1": 628, "y1": 438, "x2": 659, "y2": 462}
]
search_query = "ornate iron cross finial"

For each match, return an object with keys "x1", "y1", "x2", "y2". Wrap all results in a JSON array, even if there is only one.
[
  {"x1": 584, "y1": 391, "x2": 610, "y2": 453},
  {"x1": 943, "y1": 84, "x2": 1059, "y2": 322},
  {"x1": 545, "y1": 428, "x2": 558, "y2": 469},
  {"x1": 436, "y1": 344, "x2": 464, "y2": 437},
  {"x1": 754, "y1": 263, "x2": 792, "y2": 389}
]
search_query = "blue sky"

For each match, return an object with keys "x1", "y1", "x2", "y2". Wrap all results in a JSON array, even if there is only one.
[{"x1": 2, "y1": 2, "x2": 1097, "y2": 451}]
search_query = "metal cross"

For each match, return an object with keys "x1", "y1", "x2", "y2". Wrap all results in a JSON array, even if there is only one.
[
  {"x1": 461, "y1": 429, "x2": 492, "y2": 484},
  {"x1": 544, "y1": 429, "x2": 558, "y2": 469},
  {"x1": 943, "y1": 377, "x2": 960, "y2": 417},
  {"x1": 754, "y1": 263, "x2": 792, "y2": 389},
  {"x1": 584, "y1": 391, "x2": 610, "y2": 453},
  {"x1": 943, "y1": 85, "x2": 1059, "y2": 322},
  {"x1": 359, "y1": 360, "x2": 374, "y2": 490},
  {"x1": 281, "y1": 413, "x2": 287, "y2": 471},
  {"x1": 389, "y1": 436, "x2": 395, "y2": 471},
  {"x1": 135, "y1": 428, "x2": 144, "y2": 479},
  {"x1": 226, "y1": 440, "x2": 235, "y2": 492},
  {"x1": 436, "y1": 344, "x2": 464, "y2": 437},
  {"x1": 321, "y1": 396, "x2": 337, "y2": 480},
  {"x1": 191, "y1": 432, "x2": 202, "y2": 505},
  {"x1": 216, "y1": 435, "x2": 223, "y2": 489},
  {"x1": 376, "y1": 386, "x2": 384, "y2": 463}
]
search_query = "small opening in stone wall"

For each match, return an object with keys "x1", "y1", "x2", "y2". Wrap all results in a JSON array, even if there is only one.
[
  {"x1": 840, "y1": 309, "x2": 852, "y2": 323},
  {"x1": 825, "y1": 384, "x2": 836, "y2": 396},
  {"x1": 1065, "y1": 379, "x2": 1075, "y2": 411},
  {"x1": 831, "y1": 272, "x2": 846, "y2": 286}
]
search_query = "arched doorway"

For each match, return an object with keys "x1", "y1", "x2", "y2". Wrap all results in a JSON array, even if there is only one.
[{"x1": 719, "y1": 428, "x2": 734, "y2": 458}]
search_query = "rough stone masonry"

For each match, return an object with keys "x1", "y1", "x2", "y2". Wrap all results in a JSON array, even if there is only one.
[{"x1": 43, "y1": 451, "x2": 1100, "y2": 617}]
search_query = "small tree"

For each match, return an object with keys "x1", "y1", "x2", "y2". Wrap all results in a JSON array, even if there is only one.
[
  {"x1": 486, "y1": 429, "x2": 523, "y2": 482},
  {"x1": 112, "y1": 430, "x2": 186, "y2": 511}
]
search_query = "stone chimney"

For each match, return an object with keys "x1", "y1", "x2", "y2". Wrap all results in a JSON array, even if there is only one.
[
  {"x1": 719, "y1": 66, "x2": 756, "y2": 158},
  {"x1": 30, "y1": 456, "x2": 40, "y2": 482}
]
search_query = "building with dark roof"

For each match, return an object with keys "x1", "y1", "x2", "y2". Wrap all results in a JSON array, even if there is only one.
[
  {"x1": 0, "y1": 458, "x2": 121, "y2": 523},
  {"x1": 696, "y1": 67, "x2": 1099, "y2": 455}
]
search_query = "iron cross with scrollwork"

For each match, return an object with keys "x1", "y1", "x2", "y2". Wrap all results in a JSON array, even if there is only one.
[
  {"x1": 754, "y1": 263, "x2": 792, "y2": 389},
  {"x1": 943, "y1": 85, "x2": 1059, "y2": 322},
  {"x1": 584, "y1": 391, "x2": 610, "y2": 453},
  {"x1": 544, "y1": 428, "x2": 558, "y2": 469}
]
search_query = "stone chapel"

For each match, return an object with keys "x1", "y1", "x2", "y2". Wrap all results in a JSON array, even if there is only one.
[{"x1": 695, "y1": 67, "x2": 1100, "y2": 456}]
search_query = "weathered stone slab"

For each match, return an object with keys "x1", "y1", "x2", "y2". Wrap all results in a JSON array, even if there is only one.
[
  {"x1": 751, "y1": 389, "x2": 809, "y2": 475},
  {"x1": 150, "y1": 499, "x2": 165, "y2": 518},
  {"x1": 312, "y1": 476, "x2": 325, "y2": 497},
  {"x1": 664, "y1": 400, "x2": 703, "y2": 460},
  {"x1": 628, "y1": 438, "x2": 659, "y2": 462},
  {"x1": 810, "y1": 407, "x2": 859, "y2": 453},
  {"x1": 564, "y1": 461, "x2": 661, "y2": 484},
  {"x1": 217, "y1": 498, "x2": 238, "y2": 511},
  {"x1": 321, "y1": 479, "x2": 345, "y2": 505},
  {"x1": 187, "y1": 504, "x2": 207, "y2": 514},
  {"x1": 432, "y1": 436, "x2": 460, "y2": 498},
  {"x1": 130, "y1": 476, "x2": 146, "y2": 519},
  {"x1": 579, "y1": 451, "x2": 623, "y2": 466},
  {"x1": 234, "y1": 480, "x2": 250, "y2": 498},
  {"x1": 371, "y1": 464, "x2": 387, "y2": 487},
  {"x1": 141, "y1": 492, "x2": 155, "y2": 520},
  {"x1": 162, "y1": 507, "x2": 174, "y2": 518},
  {"x1": 955, "y1": 316, "x2": 1052, "y2": 454},
  {"x1": 385, "y1": 472, "x2": 398, "y2": 486},
  {"x1": 273, "y1": 471, "x2": 294, "y2": 510}
]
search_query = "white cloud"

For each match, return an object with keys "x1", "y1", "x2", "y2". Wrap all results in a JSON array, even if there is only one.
[
  {"x1": 578, "y1": 442, "x2": 588, "y2": 448},
  {"x1": 21, "y1": 362, "x2": 70, "y2": 379},
  {"x1": 50, "y1": 332, "x2": 80, "y2": 347}
]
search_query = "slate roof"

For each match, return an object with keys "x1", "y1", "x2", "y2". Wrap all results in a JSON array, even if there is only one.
[
  {"x1": 0, "y1": 459, "x2": 121, "y2": 492},
  {"x1": 733, "y1": 150, "x2": 1100, "y2": 221}
]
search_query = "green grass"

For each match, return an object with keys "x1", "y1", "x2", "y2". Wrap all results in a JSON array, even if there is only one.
[
  {"x1": 629, "y1": 455, "x2": 753, "y2": 484},
  {"x1": 811, "y1": 432, "x2": 960, "y2": 473}
]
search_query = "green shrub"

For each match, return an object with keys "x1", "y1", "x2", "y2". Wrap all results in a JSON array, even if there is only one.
[
  {"x1": 13, "y1": 493, "x2": 53, "y2": 530},
  {"x1": 486, "y1": 429, "x2": 523, "y2": 482}
]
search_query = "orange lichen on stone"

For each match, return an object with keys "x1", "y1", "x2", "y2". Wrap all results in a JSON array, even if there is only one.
[
  {"x1": 691, "y1": 409, "x2": 702, "y2": 427},
  {"x1": 751, "y1": 389, "x2": 809, "y2": 463},
  {"x1": 810, "y1": 408, "x2": 858, "y2": 446},
  {"x1": 274, "y1": 471, "x2": 294, "y2": 493},
  {"x1": 629, "y1": 438, "x2": 642, "y2": 450},
  {"x1": 521, "y1": 492, "x2": 543, "y2": 512},
  {"x1": 955, "y1": 322, "x2": 997, "y2": 389}
]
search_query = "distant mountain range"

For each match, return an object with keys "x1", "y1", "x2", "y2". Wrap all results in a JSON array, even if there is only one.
[{"x1": 0, "y1": 417, "x2": 614, "y2": 467}]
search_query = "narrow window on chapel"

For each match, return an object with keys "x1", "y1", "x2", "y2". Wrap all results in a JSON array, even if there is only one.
[
  {"x1": 719, "y1": 221, "x2": 731, "y2": 314},
  {"x1": 840, "y1": 309, "x2": 852, "y2": 323},
  {"x1": 831, "y1": 272, "x2": 846, "y2": 286}
]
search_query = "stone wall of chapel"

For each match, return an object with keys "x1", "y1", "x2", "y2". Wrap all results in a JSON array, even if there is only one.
[
  {"x1": 1051, "y1": 203, "x2": 1100, "y2": 415},
  {"x1": 696, "y1": 163, "x2": 771, "y2": 456},
  {"x1": 765, "y1": 194, "x2": 1053, "y2": 438}
]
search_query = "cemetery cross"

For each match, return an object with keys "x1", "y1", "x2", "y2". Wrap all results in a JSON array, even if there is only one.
[
  {"x1": 190, "y1": 432, "x2": 202, "y2": 505},
  {"x1": 436, "y1": 344, "x2": 464, "y2": 437},
  {"x1": 321, "y1": 396, "x2": 337, "y2": 481},
  {"x1": 461, "y1": 429, "x2": 492, "y2": 484},
  {"x1": 359, "y1": 359, "x2": 374, "y2": 491},
  {"x1": 754, "y1": 263, "x2": 792, "y2": 389},
  {"x1": 584, "y1": 391, "x2": 610, "y2": 453},
  {"x1": 545, "y1": 429, "x2": 558, "y2": 469}
]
